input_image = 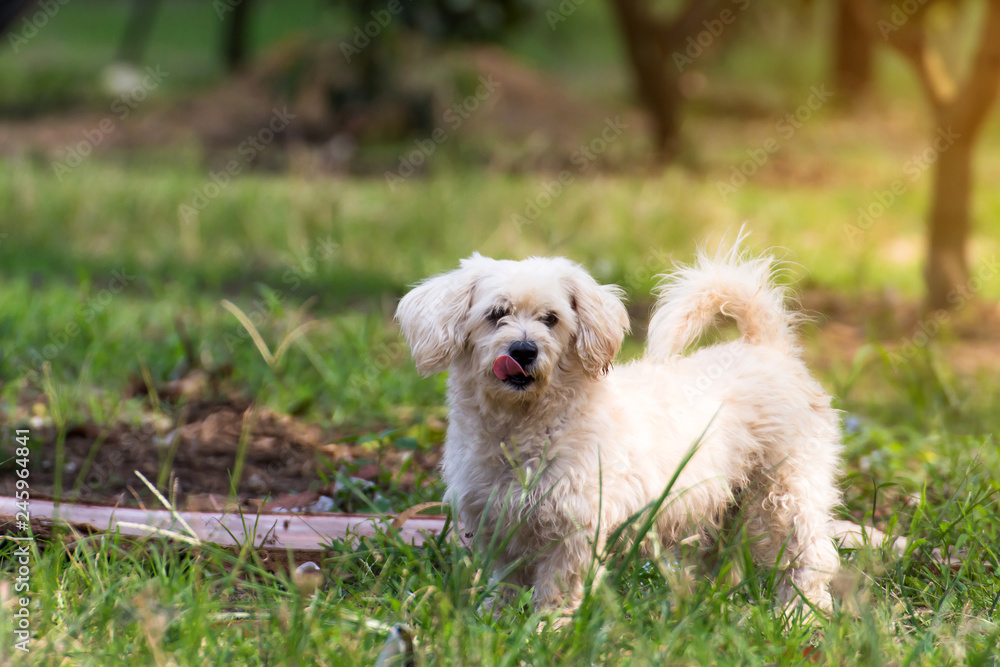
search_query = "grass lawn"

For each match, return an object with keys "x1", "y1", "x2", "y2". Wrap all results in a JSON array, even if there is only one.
[
  {"x1": 2, "y1": 156, "x2": 999, "y2": 664},
  {"x1": 2, "y1": 0, "x2": 1000, "y2": 664}
]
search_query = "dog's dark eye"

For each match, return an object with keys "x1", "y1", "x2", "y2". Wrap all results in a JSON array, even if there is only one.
[
  {"x1": 487, "y1": 307, "x2": 509, "y2": 324},
  {"x1": 541, "y1": 312, "x2": 558, "y2": 328}
]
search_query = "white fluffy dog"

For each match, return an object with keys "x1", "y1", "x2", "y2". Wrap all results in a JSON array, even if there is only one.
[{"x1": 396, "y1": 241, "x2": 842, "y2": 617}]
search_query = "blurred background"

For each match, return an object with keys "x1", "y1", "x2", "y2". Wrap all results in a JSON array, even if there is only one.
[{"x1": 0, "y1": 0, "x2": 999, "y2": 512}]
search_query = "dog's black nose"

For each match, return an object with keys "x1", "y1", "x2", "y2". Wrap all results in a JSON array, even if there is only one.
[{"x1": 508, "y1": 340, "x2": 538, "y2": 368}]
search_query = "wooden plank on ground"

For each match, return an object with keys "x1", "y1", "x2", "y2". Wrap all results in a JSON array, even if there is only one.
[{"x1": 0, "y1": 497, "x2": 450, "y2": 551}]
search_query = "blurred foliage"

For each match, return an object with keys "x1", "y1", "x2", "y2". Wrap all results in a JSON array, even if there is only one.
[{"x1": 343, "y1": 0, "x2": 540, "y2": 43}]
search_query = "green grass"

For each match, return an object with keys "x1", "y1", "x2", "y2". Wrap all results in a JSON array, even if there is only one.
[
  {"x1": 3, "y1": 148, "x2": 1000, "y2": 425},
  {"x1": 2, "y1": 154, "x2": 999, "y2": 663},
  {"x1": 0, "y1": 442, "x2": 997, "y2": 665}
]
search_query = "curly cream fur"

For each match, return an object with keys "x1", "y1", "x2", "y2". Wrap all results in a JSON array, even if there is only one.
[{"x1": 396, "y1": 242, "x2": 842, "y2": 616}]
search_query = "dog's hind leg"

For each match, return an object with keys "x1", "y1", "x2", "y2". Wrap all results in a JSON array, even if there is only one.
[{"x1": 742, "y1": 459, "x2": 840, "y2": 614}]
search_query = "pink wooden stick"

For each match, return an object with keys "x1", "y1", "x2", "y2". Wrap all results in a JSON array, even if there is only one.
[{"x1": 0, "y1": 497, "x2": 450, "y2": 550}]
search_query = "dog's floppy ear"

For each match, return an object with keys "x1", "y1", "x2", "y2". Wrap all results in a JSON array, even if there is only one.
[
  {"x1": 564, "y1": 266, "x2": 630, "y2": 377},
  {"x1": 395, "y1": 256, "x2": 484, "y2": 376}
]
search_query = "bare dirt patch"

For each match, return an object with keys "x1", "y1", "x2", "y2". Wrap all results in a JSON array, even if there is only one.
[{"x1": 1, "y1": 392, "x2": 441, "y2": 512}]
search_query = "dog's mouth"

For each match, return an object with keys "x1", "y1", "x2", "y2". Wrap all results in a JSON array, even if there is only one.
[{"x1": 493, "y1": 355, "x2": 535, "y2": 390}]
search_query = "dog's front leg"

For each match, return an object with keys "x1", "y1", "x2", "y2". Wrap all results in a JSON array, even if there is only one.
[
  {"x1": 481, "y1": 563, "x2": 531, "y2": 621},
  {"x1": 529, "y1": 533, "x2": 590, "y2": 620}
]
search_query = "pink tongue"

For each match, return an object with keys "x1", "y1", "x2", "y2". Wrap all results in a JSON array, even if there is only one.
[{"x1": 493, "y1": 355, "x2": 525, "y2": 380}]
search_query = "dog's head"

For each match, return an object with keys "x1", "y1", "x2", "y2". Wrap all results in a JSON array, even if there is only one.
[{"x1": 396, "y1": 254, "x2": 629, "y2": 402}]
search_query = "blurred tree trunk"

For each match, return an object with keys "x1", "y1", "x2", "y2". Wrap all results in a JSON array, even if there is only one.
[
  {"x1": 609, "y1": 0, "x2": 680, "y2": 160},
  {"x1": 926, "y1": 136, "x2": 972, "y2": 308},
  {"x1": 833, "y1": 0, "x2": 872, "y2": 101},
  {"x1": 608, "y1": 0, "x2": 721, "y2": 163},
  {"x1": 0, "y1": 0, "x2": 31, "y2": 37},
  {"x1": 224, "y1": 0, "x2": 253, "y2": 72},
  {"x1": 848, "y1": 0, "x2": 1000, "y2": 310},
  {"x1": 117, "y1": 0, "x2": 162, "y2": 64}
]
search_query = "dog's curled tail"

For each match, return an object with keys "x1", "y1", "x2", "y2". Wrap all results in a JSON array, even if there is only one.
[{"x1": 645, "y1": 235, "x2": 801, "y2": 362}]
